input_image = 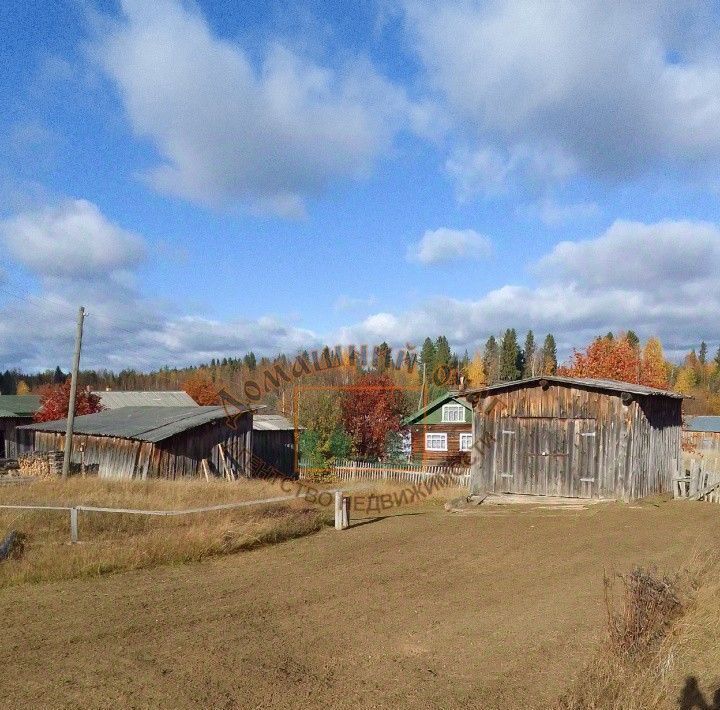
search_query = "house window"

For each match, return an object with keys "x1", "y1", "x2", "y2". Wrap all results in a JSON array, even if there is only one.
[
  {"x1": 442, "y1": 403, "x2": 465, "y2": 423},
  {"x1": 425, "y1": 433, "x2": 448, "y2": 451},
  {"x1": 459, "y1": 433, "x2": 473, "y2": 451}
]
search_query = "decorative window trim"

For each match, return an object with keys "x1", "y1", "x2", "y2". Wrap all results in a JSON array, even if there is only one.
[
  {"x1": 459, "y1": 433, "x2": 473, "y2": 451},
  {"x1": 425, "y1": 432, "x2": 448, "y2": 451},
  {"x1": 441, "y1": 403, "x2": 465, "y2": 423}
]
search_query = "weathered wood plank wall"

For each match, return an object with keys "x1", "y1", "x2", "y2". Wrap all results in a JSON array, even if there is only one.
[{"x1": 470, "y1": 382, "x2": 681, "y2": 500}]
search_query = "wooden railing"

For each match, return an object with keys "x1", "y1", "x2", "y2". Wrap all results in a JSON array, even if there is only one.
[{"x1": 299, "y1": 459, "x2": 471, "y2": 487}]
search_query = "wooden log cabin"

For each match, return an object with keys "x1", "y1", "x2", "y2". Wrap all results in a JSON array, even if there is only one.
[
  {"x1": 403, "y1": 392, "x2": 473, "y2": 466},
  {"x1": 17, "y1": 405, "x2": 253, "y2": 480},
  {"x1": 464, "y1": 376, "x2": 683, "y2": 500}
]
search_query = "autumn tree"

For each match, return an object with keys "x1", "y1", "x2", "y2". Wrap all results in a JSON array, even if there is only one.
[
  {"x1": 16, "y1": 380, "x2": 30, "y2": 395},
  {"x1": 340, "y1": 372, "x2": 408, "y2": 460},
  {"x1": 182, "y1": 372, "x2": 220, "y2": 405},
  {"x1": 34, "y1": 380, "x2": 103, "y2": 423},
  {"x1": 642, "y1": 338, "x2": 669, "y2": 389},
  {"x1": 466, "y1": 351, "x2": 487, "y2": 388}
]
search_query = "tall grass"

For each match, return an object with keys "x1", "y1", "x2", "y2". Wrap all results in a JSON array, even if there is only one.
[
  {"x1": 0, "y1": 478, "x2": 329, "y2": 587},
  {"x1": 556, "y1": 555, "x2": 720, "y2": 709}
]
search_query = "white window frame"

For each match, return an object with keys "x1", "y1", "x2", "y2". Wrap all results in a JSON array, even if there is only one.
[
  {"x1": 441, "y1": 403, "x2": 465, "y2": 423},
  {"x1": 459, "y1": 433, "x2": 473, "y2": 451},
  {"x1": 425, "y1": 432, "x2": 448, "y2": 451}
]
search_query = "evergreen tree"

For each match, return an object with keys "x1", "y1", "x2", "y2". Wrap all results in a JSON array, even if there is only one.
[
  {"x1": 542, "y1": 334, "x2": 558, "y2": 375},
  {"x1": 434, "y1": 336, "x2": 452, "y2": 370},
  {"x1": 420, "y1": 337, "x2": 436, "y2": 372},
  {"x1": 699, "y1": 341, "x2": 708, "y2": 365},
  {"x1": 523, "y1": 330, "x2": 536, "y2": 377},
  {"x1": 626, "y1": 330, "x2": 639, "y2": 348},
  {"x1": 375, "y1": 342, "x2": 392, "y2": 371},
  {"x1": 499, "y1": 329, "x2": 521, "y2": 381},
  {"x1": 483, "y1": 336, "x2": 500, "y2": 384},
  {"x1": 53, "y1": 366, "x2": 65, "y2": 384},
  {"x1": 243, "y1": 352, "x2": 257, "y2": 370}
]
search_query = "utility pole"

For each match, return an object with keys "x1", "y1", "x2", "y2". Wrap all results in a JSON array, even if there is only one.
[{"x1": 62, "y1": 306, "x2": 85, "y2": 479}]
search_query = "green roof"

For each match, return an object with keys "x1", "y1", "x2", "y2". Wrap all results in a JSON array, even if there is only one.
[
  {"x1": 403, "y1": 391, "x2": 471, "y2": 425},
  {"x1": 0, "y1": 395, "x2": 41, "y2": 418},
  {"x1": 18, "y1": 405, "x2": 251, "y2": 443}
]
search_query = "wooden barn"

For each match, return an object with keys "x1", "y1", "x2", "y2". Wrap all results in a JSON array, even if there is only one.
[
  {"x1": 465, "y1": 376, "x2": 682, "y2": 500},
  {"x1": 252, "y1": 413, "x2": 297, "y2": 478},
  {"x1": 403, "y1": 392, "x2": 473, "y2": 465},
  {"x1": 0, "y1": 395, "x2": 40, "y2": 459},
  {"x1": 17, "y1": 405, "x2": 253, "y2": 480}
]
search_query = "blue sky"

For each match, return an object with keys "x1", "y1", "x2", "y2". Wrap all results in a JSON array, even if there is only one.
[{"x1": 2, "y1": 0, "x2": 720, "y2": 372}]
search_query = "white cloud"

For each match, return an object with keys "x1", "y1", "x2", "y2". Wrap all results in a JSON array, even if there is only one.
[
  {"x1": 407, "y1": 227, "x2": 492, "y2": 264},
  {"x1": 342, "y1": 219, "x2": 720, "y2": 359},
  {"x1": 531, "y1": 197, "x2": 600, "y2": 227},
  {"x1": 0, "y1": 199, "x2": 146, "y2": 278},
  {"x1": 97, "y1": 0, "x2": 409, "y2": 217},
  {"x1": 333, "y1": 294, "x2": 377, "y2": 312},
  {"x1": 404, "y1": 1, "x2": 720, "y2": 192}
]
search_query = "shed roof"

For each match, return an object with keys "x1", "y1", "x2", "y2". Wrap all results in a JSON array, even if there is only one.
[
  {"x1": 253, "y1": 414, "x2": 295, "y2": 431},
  {"x1": 684, "y1": 416, "x2": 720, "y2": 433},
  {"x1": 93, "y1": 390, "x2": 198, "y2": 408},
  {"x1": 403, "y1": 391, "x2": 471, "y2": 425},
  {"x1": 465, "y1": 375, "x2": 683, "y2": 399},
  {"x1": 0, "y1": 395, "x2": 41, "y2": 418},
  {"x1": 19, "y1": 405, "x2": 250, "y2": 443}
]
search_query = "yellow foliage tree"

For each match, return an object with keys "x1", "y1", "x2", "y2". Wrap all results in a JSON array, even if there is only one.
[
  {"x1": 674, "y1": 366, "x2": 697, "y2": 395},
  {"x1": 641, "y1": 338, "x2": 669, "y2": 389},
  {"x1": 16, "y1": 380, "x2": 30, "y2": 395},
  {"x1": 466, "y1": 351, "x2": 487, "y2": 388}
]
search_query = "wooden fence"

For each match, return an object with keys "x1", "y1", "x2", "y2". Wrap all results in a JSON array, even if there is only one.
[
  {"x1": 299, "y1": 459, "x2": 471, "y2": 487},
  {"x1": 675, "y1": 452, "x2": 720, "y2": 502}
]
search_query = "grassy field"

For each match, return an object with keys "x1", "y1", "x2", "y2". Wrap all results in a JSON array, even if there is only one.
[
  {"x1": 0, "y1": 477, "x2": 329, "y2": 586},
  {"x1": 2, "y1": 493, "x2": 720, "y2": 708}
]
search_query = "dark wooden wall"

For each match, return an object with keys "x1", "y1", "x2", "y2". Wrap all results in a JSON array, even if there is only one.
[
  {"x1": 253, "y1": 430, "x2": 296, "y2": 477},
  {"x1": 19, "y1": 414, "x2": 253, "y2": 480},
  {"x1": 469, "y1": 382, "x2": 681, "y2": 500},
  {"x1": 1, "y1": 417, "x2": 33, "y2": 459},
  {"x1": 409, "y1": 423, "x2": 472, "y2": 465}
]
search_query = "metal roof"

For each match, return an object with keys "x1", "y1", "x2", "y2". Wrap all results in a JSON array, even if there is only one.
[
  {"x1": 0, "y1": 395, "x2": 41, "y2": 418},
  {"x1": 253, "y1": 414, "x2": 296, "y2": 431},
  {"x1": 93, "y1": 390, "x2": 198, "y2": 409},
  {"x1": 403, "y1": 391, "x2": 471, "y2": 425},
  {"x1": 464, "y1": 375, "x2": 683, "y2": 399},
  {"x1": 684, "y1": 416, "x2": 720, "y2": 433},
  {"x1": 19, "y1": 405, "x2": 250, "y2": 443}
]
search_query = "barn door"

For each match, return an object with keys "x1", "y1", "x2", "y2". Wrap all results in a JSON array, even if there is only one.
[
  {"x1": 569, "y1": 419, "x2": 598, "y2": 498},
  {"x1": 525, "y1": 419, "x2": 570, "y2": 496},
  {"x1": 493, "y1": 417, "x2": 517, "y2": 493}
]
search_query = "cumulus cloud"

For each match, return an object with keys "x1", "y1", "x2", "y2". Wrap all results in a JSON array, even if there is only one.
[
  {"x1": 407, "y1": 227, "x2": 492, "y2": 264},
  {"x1": 341, "y1": 219, "x2": 720, "y2": 359},
  {"x1": 97, "y1": 0, "x2": 409, "y2": 217},
  {"x1": 404, "y1": 0, "x2": 720, "y2": 194},
  {"x1": 0, "y1": 200, "x2": 318, "y2": 371},
  {"x1": 0, "y1": 199, "x2": 146, "y2": 278}
]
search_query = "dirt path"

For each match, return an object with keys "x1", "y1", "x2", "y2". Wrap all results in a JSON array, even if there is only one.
[{"x1": 2, "y1": 500, "x2": 718, "y2": 709}]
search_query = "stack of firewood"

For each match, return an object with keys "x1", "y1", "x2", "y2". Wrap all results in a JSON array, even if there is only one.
[{"x1": 18, "y1": 451, "x2": 63, "y2": 479}]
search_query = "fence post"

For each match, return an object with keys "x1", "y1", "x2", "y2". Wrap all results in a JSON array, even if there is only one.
[
  {"x1": 334, "y1": 491, "x2": 344, "y2": 530},
  {"x1": 70, "y1": 507, "x2": 78, "y2": 544},
  {"x1": 342, "y1": 496, "x2": 350, "y2": 528}
]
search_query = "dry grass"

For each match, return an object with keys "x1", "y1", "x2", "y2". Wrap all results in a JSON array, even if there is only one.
[
  {"x1": 556, "y1": 554, "x2": 720, "y2": 710},
  {"x1": 0, "y1": 477, "x2": 329, "y2": 587}
]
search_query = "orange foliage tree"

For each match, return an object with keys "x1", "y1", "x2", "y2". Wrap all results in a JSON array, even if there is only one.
[
  {"x1": 182, "y1": 372, "x2": 220, "y2": 405},
  {"x1": 34, "y1": 380, "x2": 104, "y2": 423},
  {"x1": 559, "y1": 334, "x2": 669, "y2": 388}
]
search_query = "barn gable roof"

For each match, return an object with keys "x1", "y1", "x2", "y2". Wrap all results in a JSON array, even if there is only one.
[
  {"x1": 93, "y1": 391, "x2": 198, "y2": 408},
  {"x1": 403, "y1": 391, "x2": 471, "y2": 425},
  {"x1": 18, "y1": 405, "x2": 252, "y2": 443},
  {"x1": 0, "y1": 395, "x2": 41, "y2": 418},
  {"x1": 465, "y1": 375, "x2": 683, "y2": 399},
  {"x1": 253, "y1": 414, "x2": 295, "y2": 431},
  {"x1": 684, "y1": 416, "x2": 720, "y2": 433}
]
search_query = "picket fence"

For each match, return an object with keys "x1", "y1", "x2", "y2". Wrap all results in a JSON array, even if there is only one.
[{"x1": 299, "y1": 459, "x2": 471, "y2": 487}]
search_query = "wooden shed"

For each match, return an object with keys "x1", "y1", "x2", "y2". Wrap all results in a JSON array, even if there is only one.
[
  {"x1": 0, "y1": 395, "x2": 40, "y2": 459},
  {"x1": 465, "y1": 376, "x2": 683, "y2": 500},
  {"x1": 252, "y1": 413, "x2": 297, "y2": 478},
  {"x1": 17, "y1": 405, "x2": 253, "y2": 480}
]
